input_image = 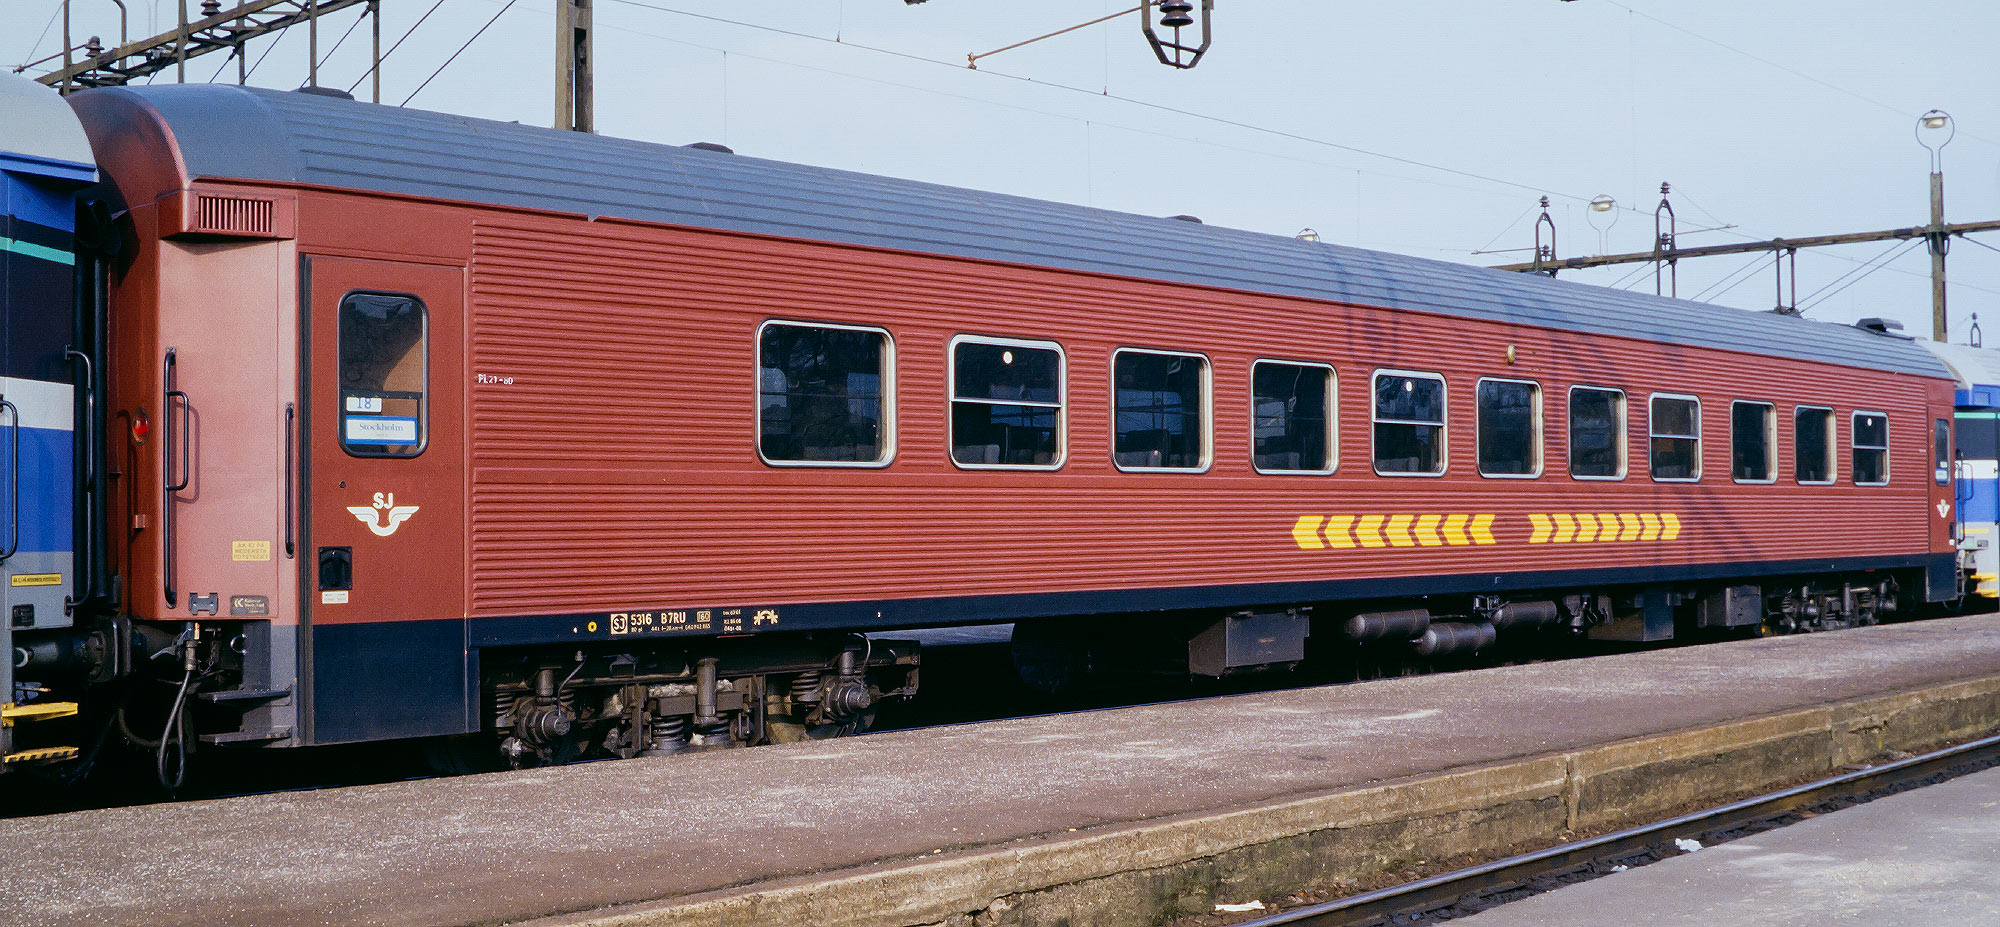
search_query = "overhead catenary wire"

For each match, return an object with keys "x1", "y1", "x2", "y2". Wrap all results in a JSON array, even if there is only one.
[
  {"x1": 1799, "y1": 239, "x2": 1925, "y2": 312},
  {"x1": 16, "y1": 3, "x2": 65, "y2": 71},
  {"x1": 539, "y1": 1, "x2": 1544, "y2": 246},
  {"x1": 1690, "y1": 251, "x2": 1773, "y2": 302},
  {"x1": 1962, "y1": 235, "x2": 2000, "y2": 258},
  {"x1": 596, "y1": 0, "x2": 1654, "y2": 216},
  {"x1": 347, "y1": 0, "x2": 450, "y2": 94},
  {"x1": 402, "y1": 0, "x2": 518, "y2": 105},
  {"x1": 1795, "y1": 237, "x2": 1921, "y2": 308},
  {"x1": 1602, "y1": 1, "x2": 1999, "y2": 149}
]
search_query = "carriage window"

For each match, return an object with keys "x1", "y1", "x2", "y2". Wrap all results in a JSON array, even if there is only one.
[
  {"x1": 1568, "y1": 387, "x2": 1625, "y2": 479},
  {"x1": 1373, "y1": 371, "x2": 1447, "y2": 475},
  {"x1": 1476, "y1": 378, "x2": 1540, "y2": 477},
  {"x1": 1958, "y1": 412, "x2": 1999, "y2": 463},
  {"x1": 1252, "y1": 361, "x2": 1335, "y2": 474},
  {"x1": 1731, "y1": 401, "x2": 1775, "y2": 483},
  {"x1": 758, "y1": 321, "x2": 893, "y2": 466},
  {"x1": 1649, "y1": 395, "x2": 1701, "y2": 481},
  {"x1": 339, "y1": 292, "x2": 427, "y2": 457},
  {"x1": 1936, "y1": 418, "x2": 1952, "y2": 485},
  {"x1": 1853, "y1": 412, "x2": 1889, "y2": 485},
  {"x1": 950, "y1": 337, "x2": 1063, "y2": 468},
  {"x1": 1113, "y1": 349, "x2": 1208, "y2": 471},
  {"x1": 1795, "y1": 406, "x2": 1834, "y2": 484}
]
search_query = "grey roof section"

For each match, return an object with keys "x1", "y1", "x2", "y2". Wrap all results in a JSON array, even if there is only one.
[
  {"x1": 87, "y1": 83, "x2": 1947, "y2": 379},
  {"x1": 0, "y1": 72, "x2": 95, "y2": 177},
  {"x1": 1921, "y1": 341, "x2": 2000, "y2": 390}
]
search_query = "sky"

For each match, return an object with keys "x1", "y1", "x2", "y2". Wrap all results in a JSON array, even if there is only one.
[{"x1": 9, "y1": 0, "x2": 2000, "y2": 342}]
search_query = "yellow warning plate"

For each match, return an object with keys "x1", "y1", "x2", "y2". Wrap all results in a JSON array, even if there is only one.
[
  {"x1": 232, "y1": 540, "x2": 273, "y2": 562},
  {"x1": 9, "y1": 573, "x2": 60, "y2": 587}
]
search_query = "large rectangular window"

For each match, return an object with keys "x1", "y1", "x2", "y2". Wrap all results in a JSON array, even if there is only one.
[
  {"x1": 1852, "y1": 412, "x2": 1889, "y2": 485},
  {"x1": 1649, "y1": 394, "x2": 1701, "y2": 481},
  {"x1": 1795, "y1": 406, "x2": 1835, "y2": 484},
  {"x1": 1476, "y1": 378, "x2": 1541, "y2": 477},
  {"x1": 1113, "y1": 349, "x2": 1209, "y2": 471},
  {"x1": 950, "y1": 336, "x2": 1063, "y2": 469},
  {"x1": 1373, "y1": 370, "x2": 1447, "y2": 475},
  {"x1": 1731, "y1": 401, "x2": 1776, "y2": 483},
  {"x1": 1251, "y1": 360, "x2": 1335, "y2": 474},
  {"x1": 1568, "y1": 386, "x2": 1625, "y2": 479},
  {"x1": 1959, "y1": 411, "x2": 1999, "y2": 463},
  {"x1": 339, "y1": 291, "x2": 427, "y2": 457},
  {"x1": 758, "y1": 321, "x2": 893, "y2": 466}
]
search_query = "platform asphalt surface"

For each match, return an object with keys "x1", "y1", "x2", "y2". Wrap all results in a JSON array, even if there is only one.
[
  {"x1": 10, "y1": 615, "x2": 2000, "y2": 927},
  {"x1": 1453, "y1": 763, "x2": 2000, "y2": 925}
]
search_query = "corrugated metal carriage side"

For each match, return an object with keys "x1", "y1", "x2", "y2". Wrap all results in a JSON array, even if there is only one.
[{"x1": 37, "y1": 83, "x2": 1966, "y2": 771}]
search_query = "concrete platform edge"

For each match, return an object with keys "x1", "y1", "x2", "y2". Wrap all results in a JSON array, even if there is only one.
[{"x1": 521, "y1": 674, "x2": 2000, "y2": 927}]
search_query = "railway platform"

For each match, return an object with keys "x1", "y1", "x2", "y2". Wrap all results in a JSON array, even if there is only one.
[
  {"x1": 1453, "y1": 763, "x2": 2000, "y2": 926},
  {"x1": 10, "y1": 614, "x2": 2000, "y2": 927}
]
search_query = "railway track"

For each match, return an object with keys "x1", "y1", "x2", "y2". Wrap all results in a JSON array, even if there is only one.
[{"x1": 1236, "y1": 731, "x2": 2000, "y2": 927}]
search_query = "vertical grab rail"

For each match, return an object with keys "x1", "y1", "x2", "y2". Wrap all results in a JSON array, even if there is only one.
[
  {"x1": 65, "y1": 347, "x2": 95, "y2": 602},
  {"x1": 163, "y1": 348, "x2": 190, "y2": 607},
  {"x1": 284, "y1": 403, "x2": 296, "y2": 559},
  {"x1": 0, "y1": 398, "x2": 18, "y2": 563}
]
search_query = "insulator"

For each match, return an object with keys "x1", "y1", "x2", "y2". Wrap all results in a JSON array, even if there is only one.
[
  {"x1": 201, "y1": 0, "x2": 222, "y2": 14},
  {"x1": 1158, "y1": 0, "x2": 1194, "y2": 28}
]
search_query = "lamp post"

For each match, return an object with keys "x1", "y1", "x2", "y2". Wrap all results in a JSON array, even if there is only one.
[
  {"x1": 1587, "y1": 194, "x2": 1617, "y2": 256},
  {"x1": 1918, "y1": 109, "x2": 1954, "y2": 342}
]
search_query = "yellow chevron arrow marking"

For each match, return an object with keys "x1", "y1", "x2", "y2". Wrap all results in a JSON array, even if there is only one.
[
  {"x1": 1551, "y1": 513, "x2": 1576, "y2": 543},
  {"x1": 1292, "y1": 516, "x2": 1326, "y2": 550},
  {"x1": 1325, "y1": 515, "x2": 1356, "y2": 549},
  {"x1": 1528, "y1": 513, "x2": 1552, "y2": 543},
  {"x1": 1596, "y1": 513, "x2": 1620, "y2": 542},
  {"x1": 1386, "y1": 514, "x2": 1416, "y2": 547},
  {"x1": 1661, "y1": 512, "x2": 1682, "y2": 541},
  {"x1": 1414, "y1": 514, "x2": 1443, "y2": 546},
  {"x1": 1573, "y1": 512, "x2": 1599, "y2": 543},
  {"x1": 1618, "y1": 513, "x2": 1643, "y2": 541},
  {"x1": 1470, "y1": 513, "x2": 1497, "y2": 545},
  {"x1": 1639, "y1": 512, "x2": 1662, "y2": 541},
  {"x1": 1355, "y1": 514, "x2": 1387, "y2": 548},
  {"x1": 1442, "y1": 514, "x2": 1470, "y2": 546}
]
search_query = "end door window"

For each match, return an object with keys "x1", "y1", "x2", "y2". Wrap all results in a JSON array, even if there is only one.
[{"x1": 339, "y1": 291, "x2": 427, "y2": 457}]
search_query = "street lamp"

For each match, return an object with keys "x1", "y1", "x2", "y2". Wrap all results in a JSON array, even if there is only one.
[
  {"x1": 1587, "y1": 195, "x2": 1617, "y2": 255},
  {"x1": 1918, "y1": 110, "x2": 1953, "y2": 341}
]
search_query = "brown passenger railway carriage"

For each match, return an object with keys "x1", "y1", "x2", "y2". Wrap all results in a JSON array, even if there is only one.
[{"x1": 66, "y1": 85, "x2": 1957, "y2": 761}]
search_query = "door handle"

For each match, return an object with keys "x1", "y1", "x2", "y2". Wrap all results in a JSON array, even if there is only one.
[
  {"x1": 0, "y1": 398, "x2": 18, "y2": 563},
  {"x1": 163, "y1": 348, "x2": 188, "y2": 607}
]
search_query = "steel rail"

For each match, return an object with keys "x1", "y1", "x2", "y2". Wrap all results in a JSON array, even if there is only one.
[{"x1": 1239, "y1": 730, "x2": 2000, "y2": 927}]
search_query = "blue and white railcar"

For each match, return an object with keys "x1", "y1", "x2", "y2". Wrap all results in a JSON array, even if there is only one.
[
  {"x1": 1921, "y1": 341, "x2": 2000, "y2": 601},
  {"x1": 0, "y1": 72, "x2": 93, "y2": 768}
]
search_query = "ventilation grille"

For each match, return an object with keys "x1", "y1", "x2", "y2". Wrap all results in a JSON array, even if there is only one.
[{"x1": 193, "y1": 194, "x2": 277, "y2": 236}]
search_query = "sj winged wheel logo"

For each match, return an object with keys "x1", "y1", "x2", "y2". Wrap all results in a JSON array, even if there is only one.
[{"x1": 347, "y1": 492, "x2": 420, "y2": 538}]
